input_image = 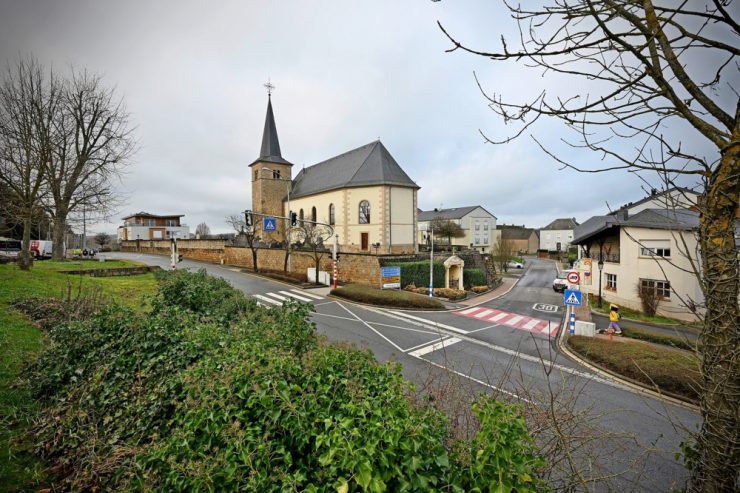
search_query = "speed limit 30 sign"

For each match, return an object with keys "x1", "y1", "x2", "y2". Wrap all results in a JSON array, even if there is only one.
[{"x1": 566, "y1": 271, "x2": 580, "y2": 284}]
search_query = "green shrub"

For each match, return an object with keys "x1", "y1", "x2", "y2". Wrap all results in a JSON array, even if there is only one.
[
  {"x1": 386, "y1": 260, "x2": 445, "y2": 289},
  {"x1": 463, "y1": 268, "x2": 486, "y2": 289},
  {"x1": 24, "y1": 269, "x2": 544, "y2": 491},
  {"x1": 331, "y1": 284, "x2": 445, "y2": 309},
  {"x1": 470, "y1": 285, "x2": 489, "y2": 294}
]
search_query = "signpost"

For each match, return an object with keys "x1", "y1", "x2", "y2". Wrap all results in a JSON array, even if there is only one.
[
  {"x1": 381, "y1": 266, "x2": 401, "y2": 289},
  {"x1": 262, "y1": 217, "x2": 277, "y2": 232},
  {"x1": 566, "y1": 271, "x2": 580, "y2": 285}
]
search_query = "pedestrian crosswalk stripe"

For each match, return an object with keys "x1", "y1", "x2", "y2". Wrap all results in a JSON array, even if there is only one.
[
  {"x1": 453, "y1": 307, "x2": 559, "y2": 336},
  {"x1": 266, "y1": 292, "x2": 288, "y2": 301},
  {"x1": 291, "y1": 289, "x2": 323, "y2": 300},
  {"x1": 279, "y1": 290, "x2": 313, "y2": 302},
  {"x1": 253, "y1": 294, "x2": 281, "y2": 305},
  {"x1": 459, "y1": 307, "x2": 479, "y2": 315}
]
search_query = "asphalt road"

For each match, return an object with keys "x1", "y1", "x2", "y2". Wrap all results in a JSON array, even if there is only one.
[{"x1": 104, "y1": 252, "x2": 699, "y2": 491}]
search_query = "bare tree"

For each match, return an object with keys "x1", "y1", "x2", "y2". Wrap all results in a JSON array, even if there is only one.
[
  {"x1": 46, "y1": 69, "x2": 134, "y2": 260},
  {"x1": 430, "y1": 216, "x2": 466, "y2": 248},
  {"x1": 195, "y1": 222, "x2": 210, "y2": 238},
  {"x1": 492, "y1": 236, "x2": 514, "y2": 273},
  {"x1": 438, "y1": 2, "x2": 738, "y2": 489},
  {"x1": 93, "y1": 232, "x2": 109, "y2": 250},
  {"x1": 294, "y1": 221, "x2": 333, "y2": 285},
  {"x1": 226, "y1": 213, "x2": 261, "y2": 272},
  {"x1": 0, "y1": 57, "x2": 60, "y2": 269}
]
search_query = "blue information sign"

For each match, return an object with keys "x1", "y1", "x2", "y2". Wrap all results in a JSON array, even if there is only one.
[
  {"x1": 564, "y1": 289, "x2": 583, "y2": 306},
  {"x1": 380, "y1": 266, "x2": 401, "y2": 289},
  {"x1": 381, "y1": 267, "x2": 401, "y2": 277},
  {"x1": 263, "y1": 217, "x2": 277, "y2": 231}
]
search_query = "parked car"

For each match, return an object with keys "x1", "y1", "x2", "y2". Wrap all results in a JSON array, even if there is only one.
[
  {"x1": 507, "y1": 260, "x2": 524, "y2": 269},
  {"x1": 552, "y1": 272, "x2": 569, "y2": 292}
]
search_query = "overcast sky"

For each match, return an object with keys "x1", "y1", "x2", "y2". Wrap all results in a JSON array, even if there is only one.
[{"x1": 1, "y1": 0, "x2": 708, "y2": 235}]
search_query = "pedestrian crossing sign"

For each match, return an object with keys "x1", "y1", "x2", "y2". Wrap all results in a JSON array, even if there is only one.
[
  {"x1": 564, "y1": 289, "x2": 582, "y2": 306},
  {"x1": 263, "y1": 217, "x2": 276, "y2": 231}
]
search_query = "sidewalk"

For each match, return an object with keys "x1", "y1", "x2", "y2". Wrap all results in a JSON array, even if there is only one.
[
  {"x1": 590, "y1": 311, "x2": 699, "y2": 342},
  {"x1": 449, "y1": 277, "x2": 517, "y2": 310}
]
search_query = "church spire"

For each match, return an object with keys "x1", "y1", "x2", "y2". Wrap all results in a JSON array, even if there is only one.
[{"x1": 253, "y1": 83, "x2": 291, "y2": 166}]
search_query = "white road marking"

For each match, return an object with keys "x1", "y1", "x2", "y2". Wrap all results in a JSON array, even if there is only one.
[
  {"x1": 253, "y1": 294, "x2": 281, "y2": 305},
  {"x1": 336, "y1": 303, "x2": 404, "y2": 352},
  {"x1": 474, "y1": 309, "x2": 494, "y2": 318},
  {"x1": 409, "y1": 337, "x2": 462, "y2": 357},
  {"x1": 279, "y1": 290, "x2": 313, "y2": 302},
  {"x1": 507, "y1": 315, "x2": 524, "y2": 325},
  {"x1": 388, "y1": 311, "x2": 469, "y2": 334},
  {"x1": 459, "y1": 307, "x2": 480, "y2": 315},
  {"x1": 292, "y1": 289, "x2": 323, "y2": 300},
  {"x1": 490, "y1": 312, "x2": 508, "y2": 322},
  {"x1": 523, "y1": 319, "x2": 539, "y2": 330},
  {"x1": 266, "y1": 292, "x2": 288, "y2": 301}
]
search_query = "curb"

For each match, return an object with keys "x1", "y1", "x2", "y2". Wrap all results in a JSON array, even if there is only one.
[{"x1": 556, "y1": 306, "x2": 699, "y2": 411}]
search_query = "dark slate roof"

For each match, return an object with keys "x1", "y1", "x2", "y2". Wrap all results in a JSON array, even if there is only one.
[
  {"x1": 290, "y1": 141, "x2": 419, "y2": 199},
  {"x1": 573, "y1": 208, "x2": 700, "y2": 244},
  {"x1": 250, "y1": 96, "x2": 292, "y2": 167},
  {"x1": 500, "y1": 226, "x2": 537, "y2": 241},
  {"x1": 122, "y1": 212, "x2": 184, "y2": 220},
  {"x1": 611, "y1": 186, "x2": 697, "y2": 214},
  {"x1": 542, "y1": 217, "x2": 579, "y2": 230},
  {"x1": 418, "y1": 206, "x2": 495, "y2": 221}
]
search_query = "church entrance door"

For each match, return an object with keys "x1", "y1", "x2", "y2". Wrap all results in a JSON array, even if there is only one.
[{"x1": 361, "y1": 233, "x2": 369, "y2": 251}]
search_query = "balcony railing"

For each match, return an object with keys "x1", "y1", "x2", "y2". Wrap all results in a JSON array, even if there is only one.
[{"x1": 602, "y1": 253, "x2": 620, "y2": 263}]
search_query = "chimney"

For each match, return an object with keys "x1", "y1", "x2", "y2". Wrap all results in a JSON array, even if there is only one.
[{"x1": 651, "y1": 188, "x2": 657, "y2": 196}]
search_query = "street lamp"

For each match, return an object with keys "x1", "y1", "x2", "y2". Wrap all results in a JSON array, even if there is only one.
[
  {"x1": 597, "y1": 255, "x2": 604, "y2": 309},
  {"x1": 428, "y1": 226, "x2": 434, "y2": 297}
]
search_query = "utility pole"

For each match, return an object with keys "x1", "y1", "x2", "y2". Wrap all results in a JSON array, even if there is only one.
[{"x1": 428, "y1": 226, "x2": 434, "y2": 297}]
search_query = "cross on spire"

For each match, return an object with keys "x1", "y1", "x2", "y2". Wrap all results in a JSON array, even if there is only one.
[{"x1": 263, "y1": 78, "x2": 275, "y2": 97}]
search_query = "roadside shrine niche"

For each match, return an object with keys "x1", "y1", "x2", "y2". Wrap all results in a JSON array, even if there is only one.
[{"x1": 443, "y1": 255, "x2": 464, "y2": 290}]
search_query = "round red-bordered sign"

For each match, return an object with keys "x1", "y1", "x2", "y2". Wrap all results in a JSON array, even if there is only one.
[{"x1": 566, "y1": 271, "x2": 580, "y2": 284}]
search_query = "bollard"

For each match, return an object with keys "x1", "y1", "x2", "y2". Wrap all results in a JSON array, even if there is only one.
[{"x1": 569, "y1": 311, "x2": 575, "y2": 335}]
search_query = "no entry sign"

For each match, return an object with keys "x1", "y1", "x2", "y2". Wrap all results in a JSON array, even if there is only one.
[{"x1": 566, "y1": 271, "x2": 580, "y2": 284}]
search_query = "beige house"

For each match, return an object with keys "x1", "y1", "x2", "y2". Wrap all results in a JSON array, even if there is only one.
[
  {"x1": 572, "y1": 208, "x2": 708, "y2": 322},
  {"x1": 117, "y1": 212, "x2": 189, "y2": 241},
  {"x1": 539, "y1": 218, "x2": 579, "y2": 252},
  {"x1": 250, "y1": 96, "x2": 419, "y2": 254},
  {"x1": 417, "y1": 206, "x2": 499, "y2": 253},
  {"x1": 499, "y1": 225, "x2": 539, "y2": 254}
]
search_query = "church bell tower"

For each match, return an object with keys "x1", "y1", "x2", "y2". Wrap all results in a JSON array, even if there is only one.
[{"x1": 250, "y1": 83, "x2": 292, "y2": 240}]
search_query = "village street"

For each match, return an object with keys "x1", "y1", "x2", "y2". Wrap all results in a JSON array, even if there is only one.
[{"x1": 106, "y1": 251, "x2": 699, "y2": 491}]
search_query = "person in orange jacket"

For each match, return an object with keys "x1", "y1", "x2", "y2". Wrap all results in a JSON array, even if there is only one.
[{"x1": 608, "y1": 304, "x2": 622, "y2": 335}]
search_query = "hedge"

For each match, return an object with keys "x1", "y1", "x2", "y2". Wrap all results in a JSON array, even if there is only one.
[
  {"x1": 463, "y1": 268, "x2": 486, "y2": 289},
  {"x1": 387, "y1": 260, "x2": 446, "y2": 289}
]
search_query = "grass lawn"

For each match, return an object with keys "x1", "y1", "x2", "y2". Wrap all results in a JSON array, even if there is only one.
[
  {"x1": 621, "y1": 326, "x2": 697, "y2": 351},
  {"x1": 331, "y1": 284, "x2": 445, "y2": 309},
  {"x1": 588, "y1": 296, "x2": 700, "y2": 328},
  {"x1": 567, "y1": 335, "x2": 700, "y2": 402},
  {"x1": 0, "y1": 260, "x2": 158, "y2": 492}
]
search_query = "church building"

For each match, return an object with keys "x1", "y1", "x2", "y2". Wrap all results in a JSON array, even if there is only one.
[{"x1": 250, "y1": 95, "x2": 419, "y2": 254}]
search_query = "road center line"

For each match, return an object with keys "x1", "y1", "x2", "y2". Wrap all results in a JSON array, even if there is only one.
[{"x1": 335, "y1": 303, "x2": 404, "y2": 352}]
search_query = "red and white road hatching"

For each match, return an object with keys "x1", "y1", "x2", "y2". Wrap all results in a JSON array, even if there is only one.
[{"x1": 454, "y1": 307, "x2": 559, "y2": 336}]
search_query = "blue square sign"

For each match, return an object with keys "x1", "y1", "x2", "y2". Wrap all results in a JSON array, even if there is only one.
[
  {"x1": 564, "y1": 289, "x2": 582, "y2": 306},
  {"x1": 263, "y1": 217, "x2": 277, "y2": 231}
]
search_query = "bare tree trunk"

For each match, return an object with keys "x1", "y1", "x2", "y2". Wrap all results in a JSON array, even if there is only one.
[
  {"x1": 18, "y1": 215, "x2": 33, "y2": 270},
  {"x1": 51, "y1": 209, "x2": 67, "y2": 260},
  {"x1": 251, "y1": 247, "x2": 258, "y2": 272},
  {"x1": 690, "y1": 140, "x2": 740, "y2": 492}
]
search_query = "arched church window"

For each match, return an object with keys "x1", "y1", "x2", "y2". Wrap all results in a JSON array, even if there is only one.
[
  {"x1": 359, "y1": 201, "x2": 370, "y2": 224},
  {"x1": 329, "y1": 204, "x2": 335, "y2": 225},
  {"x1": 311, "y1": 207, "x2": 317, "y2": 222}
]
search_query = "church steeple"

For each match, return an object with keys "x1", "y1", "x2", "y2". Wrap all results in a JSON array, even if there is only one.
[{"x1": 252, "y1": 94, "x2": 291, "y2": 166}]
